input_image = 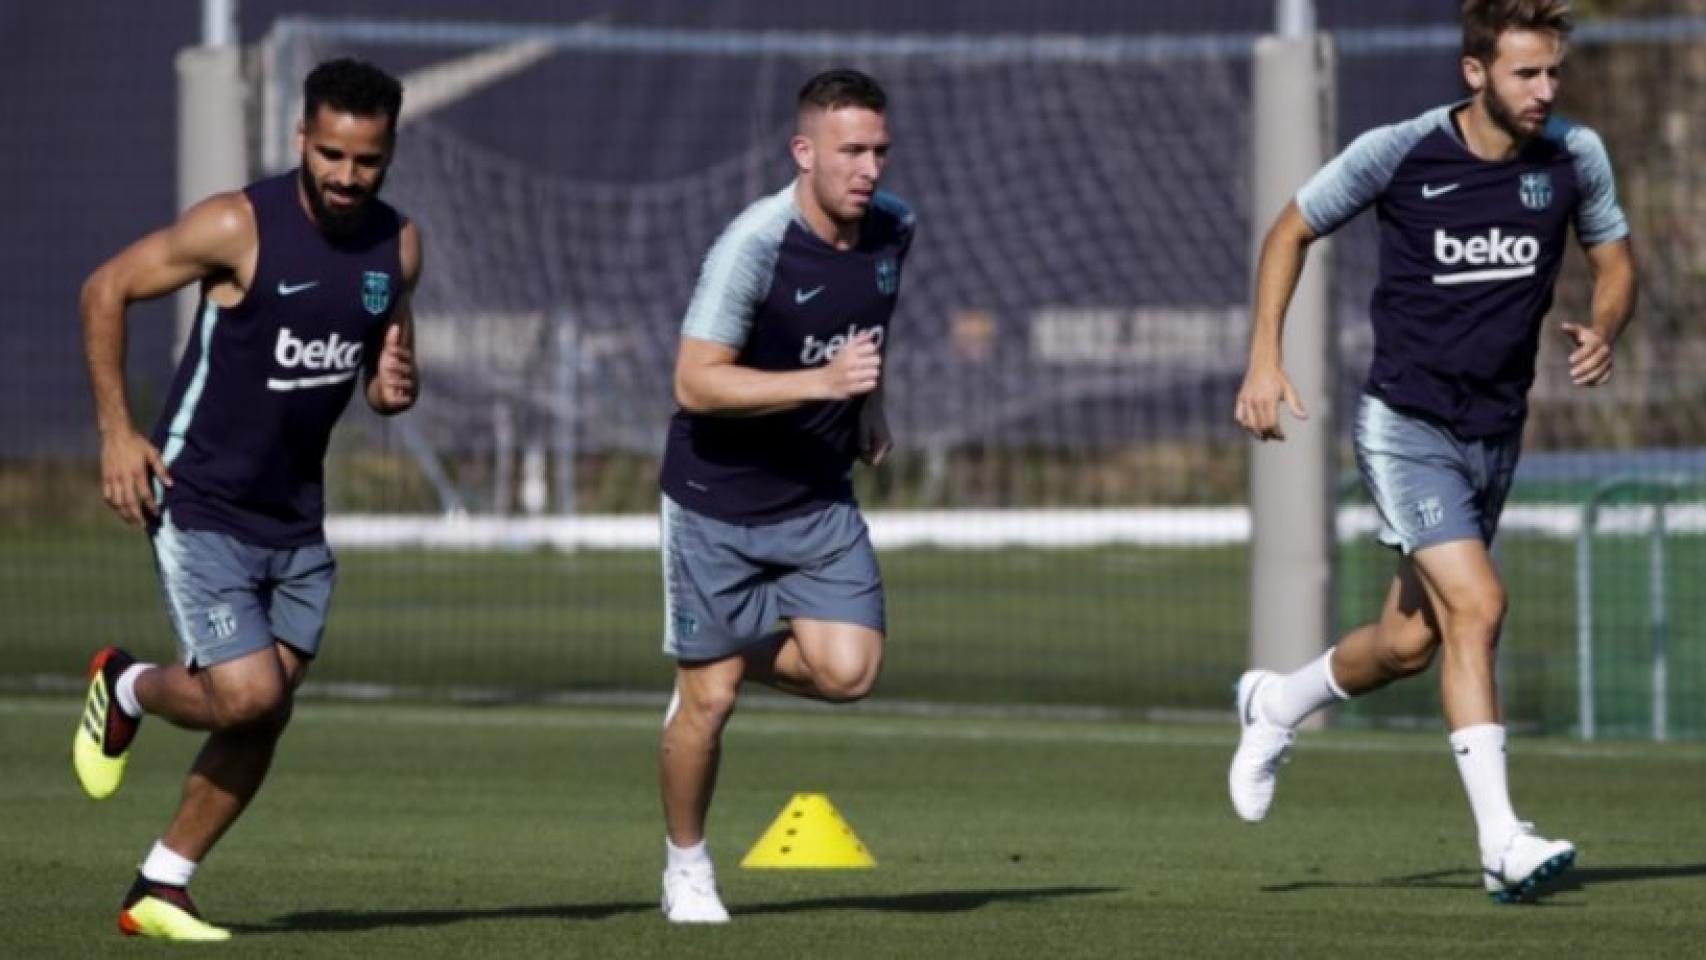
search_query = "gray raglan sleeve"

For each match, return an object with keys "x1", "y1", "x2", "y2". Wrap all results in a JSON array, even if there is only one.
[
  {"x1": 680, "y1": 209, "x2": 784, "y2": 349},
  {"x1": 1294, "y1": 116, "x2": 1433, "y2": 236},
  {"x1": 1566, "y1": 126, "x2": 1630, "y2": 247}
]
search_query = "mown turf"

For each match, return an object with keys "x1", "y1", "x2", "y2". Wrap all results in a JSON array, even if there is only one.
[
  {"x1": 5, "y1": 697, "x2": 1705, "y2": 957},
  {"x1": 5, "y1": 527, "x2": 1704, "y2": 734}
]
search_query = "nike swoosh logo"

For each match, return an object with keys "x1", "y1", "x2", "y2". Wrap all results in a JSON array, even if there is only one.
[
  {"x1": 1453, "y1": 745, "x2": 1471, "y2": 755},
  {"x1": 795, "y1": 285, "x2": 825, "y2": 304},
  {"x1": 277, "y1": 280, "x2": 320, "y2": 296},
  {"x1": 1422, "y1": 183, "x2": 1461, "y2": 199}
]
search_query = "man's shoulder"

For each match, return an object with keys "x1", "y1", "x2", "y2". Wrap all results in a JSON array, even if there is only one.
[
  {"x1": 707, "y1": 185, "x2": 798, "y2": 258},
  {"x1": 1538, "y1": 114, "x2": 1609, "y2": 161},
  {"x1": 1354, "y1": 103, "x2": 1456, "y2": 164},
  {"x1": 870, "y1": 190, "x2": 915, "y2": 233}
]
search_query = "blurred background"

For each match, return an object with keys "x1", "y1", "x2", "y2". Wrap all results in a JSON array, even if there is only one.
[{"x1": 4, "y1": 0, "x2": 1703, "y2": 738}]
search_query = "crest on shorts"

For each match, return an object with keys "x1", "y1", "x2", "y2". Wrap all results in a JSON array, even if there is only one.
[
  {"x1": 875, "y1": 257, "x2": 898, "y2": 296},
  {"x1": 1519, "y1": 172, "x2": 1552, "y2": 211},
  {"x1": 673, "y1": 612, "x2": 699, "y2": 638},
  {"x1": 362, "y1": 271, "x2": 393, "y2": 315},
  {"x1": 1413, "y1": 496, "x2": 1445, "y2": 531},
  {"x1": 205, "y1": 603, "x2": 238, "y2": 642}
]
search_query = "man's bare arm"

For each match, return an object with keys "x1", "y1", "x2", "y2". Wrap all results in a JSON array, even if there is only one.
[
  {"x1": 674, "y1": 332, "x2": 880, "y2": 417},
  {"x1": 1560, "y1": 237, "x2": 1636, "y2": 388},
  {"x1": 81, "y1": 192, "x2": 254, "y2": 525},
  {"x1": 1233, "y1": 201, "x2": 1319, "y2": 441}
]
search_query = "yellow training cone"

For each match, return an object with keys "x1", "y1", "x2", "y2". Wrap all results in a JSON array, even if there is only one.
[{"x1": 740, "y1": 793, "x2": 876, "y2": 869}]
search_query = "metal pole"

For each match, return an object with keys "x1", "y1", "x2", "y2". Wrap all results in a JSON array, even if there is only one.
[
  {"x1": 1276, "y1": 0, "x2": 1317, "y2": 37},
  {"x1": 176, "y1": 2, "x2": 247, "y2": 355},
  {"x1": 1248, "y1": 30, "x2": 1337, "y2": 706},
  {"x1": 1575, "y1": 494, "x2": 1597, "y2": 741},
  {"x1": 203, "y1": 0, "x2": 237, "y2": 47},
  {"x1": 1650, "y1": 493, "x2": 1669, "y2": 742}
]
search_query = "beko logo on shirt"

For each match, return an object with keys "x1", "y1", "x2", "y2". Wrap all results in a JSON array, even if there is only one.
[
  {"x1": 799, "y1": 323, "x2": 886, "y2": 365},
  {"x1": 1432, "y1": 228, "x2": 1540, "y2": 285},
  {"x1": 268, "y1": 327, "x2": 364, "y2": 392}
]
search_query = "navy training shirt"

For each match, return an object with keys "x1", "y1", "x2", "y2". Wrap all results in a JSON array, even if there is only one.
[
  {"x1": 659, "y1": 183, "x2": 915, "y2": 525},
  {"x1": 152, "y1": 171, "x2": 405, "y2": 547},
  {"x1": 1296, "y1": 103, "x2": 1629, "y2": 437}
]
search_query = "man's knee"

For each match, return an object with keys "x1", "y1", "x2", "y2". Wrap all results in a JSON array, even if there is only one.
[
  {"x1": 1371, "y1": 608, "x2": 1440, "y2": 679},
  {"x1": 676, "y1": 679, "x2": 739, "y2": 732},
  {"x1": 815, "y1": 657, "x2": 881, "y2": 703},
  {"x1": 1440, "y1": 585, "x2": 1508, "y2": 646},
  {"x1": 208, "y1": 683, "x2": 291, "y2": 733}
]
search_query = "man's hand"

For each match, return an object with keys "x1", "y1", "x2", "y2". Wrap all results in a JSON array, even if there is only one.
[
  {"x1": 1234, "y1": 361, "x2": 1306, "y2": 441},
  {"x1": 100, "y1": 429, "x2": 171, "y2": 527},
  {"x1": 820, "y1": 332, "x2": 881, "y2": 400},
  {"x1": 371, "y1": 324, "x2": 417, "y2": 412},
  {"x1": 1561, "y1": 321, "x2": 1613, "y2": 387}
]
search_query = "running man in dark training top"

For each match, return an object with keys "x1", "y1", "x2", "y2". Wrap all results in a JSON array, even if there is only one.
[
  {"x1": 1228, "y1": 0, "x2": 1635, "y2": 904},
  {"x1": 74, "y1": 59, "x2": 421, "y2": 941},
  {"x1": 655, "y1": 68, "x2": 914, "y2": 923}
]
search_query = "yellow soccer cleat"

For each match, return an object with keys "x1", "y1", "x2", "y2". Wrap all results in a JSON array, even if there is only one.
[
  {"x1": 73, "y1": 647, "x2": 142, "y2": 800},
  {"x1": 119, "y1": 878, "x2": 232, "y2": 942}
]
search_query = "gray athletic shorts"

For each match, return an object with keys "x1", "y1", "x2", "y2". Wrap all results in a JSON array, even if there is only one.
[
  {"x1": 660, "y1": 495, "x2": 885, "y2": 662},
  {"x1": 150, "y1": 511, "x2": 337, "y2": 669},
  {"x1": 1354, "y1": 394, "x2": 1522, "y2": 555}
]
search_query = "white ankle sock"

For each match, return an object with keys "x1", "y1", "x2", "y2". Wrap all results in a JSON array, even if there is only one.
[
  {"x1": 666, "y1": 838, "x2": 710, "y2": 871},
  {"x1": 1449, "y1": 723, "x2": 1522, "y2": 857},
  {"x1": 140, "y1": 841, "x2": 198, "y2": 887},
  {"x1": 114, "y1": 664, "x2": 152, "y2": 719},
  {"x1": 1260, "y1": 649, "x2": 1349, "y2": 728}
]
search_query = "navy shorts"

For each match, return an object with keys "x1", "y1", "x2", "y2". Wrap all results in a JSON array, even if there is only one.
[
  {"x1": 1355, "y1": 394, "x2": 1522, "y2": 555},
  {"x1": 660, "y1": 495, "x2": 885, "y2": 661},
  {"x1": 150, "y1": 511, "x2": 337, "y2": 668}
]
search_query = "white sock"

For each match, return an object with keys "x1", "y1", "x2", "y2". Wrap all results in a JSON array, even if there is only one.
[
  {"x1": 139, "y1": 841, "x2": 198, "y2": 887},
  {"x1": 1260, "y1": 648, "x2": 1349, "y2": 728},
  {"x1": 1450, "y1": 723, "x2": 1522, "y2": 858},
  {"x1": 114, "y1": 664, "x2": 153, "y2": 719},
  {"x1": 666, "y1": 838, "x2": 711, "y2": 872}
]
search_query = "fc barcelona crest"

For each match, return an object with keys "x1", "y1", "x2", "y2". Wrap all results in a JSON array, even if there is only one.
[
  {"x1": 1519, "y1": 172, "x2": 1552, "y2": 211},
  {"x1": 875, "y1": 257, "x2": 898, "y2": 296},
  {"x1": 362, "y1": 271, "x2": 393, "y2": 315}
]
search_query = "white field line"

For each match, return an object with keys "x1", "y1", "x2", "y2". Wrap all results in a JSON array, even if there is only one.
[{"x1": 324, "y1": 504, "x2": 1706, "y2": 551}]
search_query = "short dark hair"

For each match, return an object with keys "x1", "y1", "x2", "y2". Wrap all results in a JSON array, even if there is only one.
[
  {"x1": 1461, "y1": 0, "x2": 1573, "y2": 64},
  {"x1": 303, "y1": 58, "x2": 404, "y2": 129},
  {"x1": 796, "y1": 68, "x2": 887, "y2": 116}
]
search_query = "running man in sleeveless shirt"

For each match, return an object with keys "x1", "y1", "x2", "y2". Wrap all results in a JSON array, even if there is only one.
[
  {"x1": 1228, "y1": 1, "x2": 1635, "y2": 903},
  {"x1": 74, "y1": 60, "x2": 421, "y2": 941},
  {"x1": 655, "y1": 69, "x2": 914, "y2": 923}
]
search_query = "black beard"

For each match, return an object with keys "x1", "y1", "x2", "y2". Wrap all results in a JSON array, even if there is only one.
[
  {"x1": 1481, "y1": 87, "x2": 1538, "y2": 145},
  {"x1": 299, "y1": 162, "x2": 384, "y2": 239}
]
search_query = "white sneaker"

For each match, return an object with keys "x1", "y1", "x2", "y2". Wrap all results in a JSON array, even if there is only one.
[
  {"x1": 1228, "y1": 669, "x2": 1295, "y2": 823},
  {"x1": 662, "y1": 863, "x2": 730, "y2": 924},
  {"x1": 1482, "y1": 823, "x2": 1575, "y2": 903}
]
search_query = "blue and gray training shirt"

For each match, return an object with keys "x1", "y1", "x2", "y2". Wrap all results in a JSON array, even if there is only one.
[
  {"x1": 1297, "y1": 102, "x2": 1629, "y2": 436},
  {"x1": 659, "y1": 183, "x2": 915, "y2": 525}
]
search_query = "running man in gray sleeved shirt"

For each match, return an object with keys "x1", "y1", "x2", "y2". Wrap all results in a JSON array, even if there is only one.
[{"x1": 1228, "y1": 0, "x2": 1636, "y2": 906}]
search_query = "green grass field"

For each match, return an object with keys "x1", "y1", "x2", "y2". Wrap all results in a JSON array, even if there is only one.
[
  {"x1": 5, "y1": 697, "x2": 1706, "y2": 957},
  {"x1": 5, "y1": 528, "x2": 1705, "y2": 736}
]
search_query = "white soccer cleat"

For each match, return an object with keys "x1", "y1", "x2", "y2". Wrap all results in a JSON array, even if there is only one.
[
  {"x1": 1229, "y1": 669, "x2": 1295, "y2": 823},
  {"x1": 662, "y1": 863, "x2": 730, "y2": 924},
  {"x1": 1482, "y1": 823, "x2": 1575, "y2": 903}
]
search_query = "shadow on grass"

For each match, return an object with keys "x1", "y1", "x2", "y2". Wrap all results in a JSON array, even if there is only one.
[
  {"x1": 231, "y1": 901, "x2": 656, "y2": 933},
  {"x1": 738, "y1": 885, "x2": 1121, "y2": 917},
  {"x1": 233, "y1": 885, "x2": 1120, "y2": 934},
  {"x1": 1261, "y1": 861, "x2": 1706, "y2": 903}
]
